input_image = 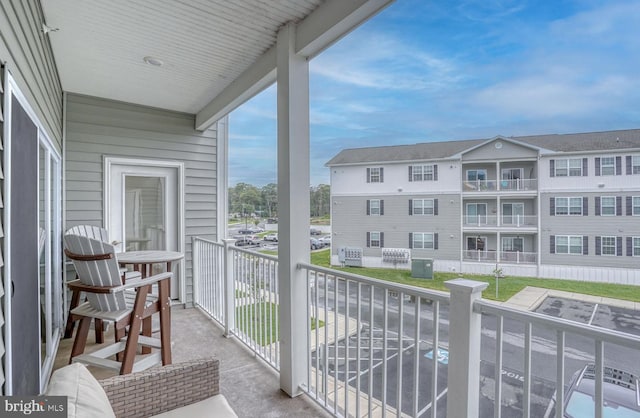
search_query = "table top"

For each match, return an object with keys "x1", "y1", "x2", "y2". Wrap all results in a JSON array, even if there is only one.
[{"x1": 117, "y1": 250, "x2": 184, "y2": 264}]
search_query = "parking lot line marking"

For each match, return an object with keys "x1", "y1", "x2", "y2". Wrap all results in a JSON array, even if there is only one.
[
  {"x1": 588, "y1": 303, "x2": 599, "y2": 326},
  {"x1": 417, "y1": 386, "x2": 448, "y2": 417}
]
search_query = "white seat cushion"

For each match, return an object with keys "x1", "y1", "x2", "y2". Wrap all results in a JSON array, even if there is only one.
[
  {"x1": 45, "y1": 363, "x2": 115, "y2": 418},
  {"x1": 151, "y1": 394, "x2": 237, "y2": 418}
]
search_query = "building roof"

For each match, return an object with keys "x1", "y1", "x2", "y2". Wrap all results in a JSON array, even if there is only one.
[{"x1": 326, "y1": 128, "x2": 640, "y2": 166}]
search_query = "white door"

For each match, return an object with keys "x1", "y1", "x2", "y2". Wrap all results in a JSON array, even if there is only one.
[{"x1": 106, "y1": 159, "x2": 183, "y2": 299}]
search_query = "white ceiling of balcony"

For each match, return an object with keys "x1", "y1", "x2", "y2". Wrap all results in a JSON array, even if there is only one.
[{"x1": 42, "y1": 0, "x2": 390, "y2": 127}]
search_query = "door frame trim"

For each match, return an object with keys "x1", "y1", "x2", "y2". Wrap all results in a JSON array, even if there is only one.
[{"x1": 104, "y1": 157, "x2": 185, "y2": 302}]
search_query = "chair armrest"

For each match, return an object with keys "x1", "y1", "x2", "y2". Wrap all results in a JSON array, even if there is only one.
[
  {"x1": 67, "y1": 279, "x2": 117, "y2": 294},
  {"x1": 116, "y1": 271, "x2": 173, "y2": 292},
  {"x1": 99, "y1": 358, "x2": 220, "y2": 418}
]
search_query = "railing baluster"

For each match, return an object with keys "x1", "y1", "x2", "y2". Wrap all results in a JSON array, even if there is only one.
[
  {"x1": 431, "y1": 300, "x2": 440, "y2": 418},
  {"x1": 397, "y1": 292, "x2": 404, "y2": 418},
  {"x1": 595, "y1": 340, "x2": 604, "y2": 418},
  {"x1": 382, "y1": 289, "x2": 388, "y2": 418},
  {"x1": 344, "y1": 279, "x2": 350, "y2": 418},
  {"x1": 356, "y1": 283, "x2": 362, "y2": 418},
  {"x1": 413, "y1": 297, "x2": 421, "y2": 417},
  {"x1": 556, "y1": 331, "x2": 565, "y2": 418},
  {"x1": 494, "y1": 315, "x2": 503, "y2": 418},
  {"x1": 334, "y1": 275, "x2": 339, "y2": 412},
  {"x1": 523, "y1": 322, "x2": 532, "y2": 418},
  {"x1": 368, "y1": 285, "x2": 375, "y2": 417}
]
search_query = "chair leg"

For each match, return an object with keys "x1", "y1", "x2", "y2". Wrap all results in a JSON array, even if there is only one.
[
  {"x1": 64, "y1": 289, "x2": 81, "y2": 339},
  {"x1": 120, "y1": 286, "x2": 149, "y2": 374},
  {"x1": 70, "y1": 316, "x2": 91, "y2": 363},
  {"x1": 159, "y1": 278, "x2": 172, "y2": 366},
  {"x1": 95, "y1": 319, "x2": 105, "y2": 344},
  {"x1": 141, "y1": 317, "x2": 152, "y2": 354},
  {"x1": 115, "y1": 324, "x2": 126, "y2": 362}
]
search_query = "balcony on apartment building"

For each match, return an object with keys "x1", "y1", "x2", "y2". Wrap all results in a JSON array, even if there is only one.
[{"x1": 462, "y1": 164, "x2": 538, "y2": 194}]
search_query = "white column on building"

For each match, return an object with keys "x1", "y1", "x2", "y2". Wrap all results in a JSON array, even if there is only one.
[{"x1": 276, "y1": 22, "x2": 310, "y2": 397}]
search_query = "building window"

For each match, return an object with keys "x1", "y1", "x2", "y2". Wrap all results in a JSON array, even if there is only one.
[
  {"x1": 502, "y1": 237, "x2": 524, "y2": 252},
  {"x1": 600, "y1": 236, "x2": 617, "y2": 256},
  {"x1": 367, "y1": 231, "x2": 382, "y2": 248},
  {"x1": 600, "y1": 196, "x2": 616, "y2": 216},
  {"x1": 467, "y1": 169, "x2": 487, "y2": 181},
  {"x1": 367, "y1": 199, "x2": 383, "y2": 216},
  {"x1": 412, "y1": 232, "x2": 435, "y2": 249},
  {"x1": 367, "y1": 167, "x2": 383, "y2": 183},
  {"x1": 633, "y1": 237, "x2": 640, "y2": 256},
  {"x1": 413, "y1": 199, "x2": 434, "y2": 215},
  {"x1": 634, "y1": 197, "x2": 640, "y2": 215},
  {"x1": 410, "y1": 164, "x2": 437, "y2": 181},
  {"x1": 628, "y1": 156, "x2": 640, "y2": 175},
  {"x1": 555, "y1": 197, "x2": 583, "y2": 216},
  {"x1": 600, "y1": 157, "x2": 615, "y2": 176},
  {"x1": 555, "y1": 159, "x2": 583, "y2": 177},
  {"x1": 555, "y1": 235, "x2": 583, "y2": 255}
]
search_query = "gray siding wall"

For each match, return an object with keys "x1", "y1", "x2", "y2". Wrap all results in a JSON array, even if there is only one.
[
  {"x1": 65, "y1": 94, "x2": 217, "y2": 304},
  {"x1": 463, "y1": 140, "x2": 538, "y2": 161},
  {"x1": 331, "y1": 194, "x2": 461, "y2": 260},
  {"x1": 0, "y1": 1, "x2": 63, "y2": 148},
  {"x1": 541, "y1": 192, "x2": 640, "y2": 267}
]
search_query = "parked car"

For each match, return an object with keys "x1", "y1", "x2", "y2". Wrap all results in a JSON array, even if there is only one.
[
  {"x1": 310, "y1": 227, "x2": 322, "y2": 236},
  {"x1": 233, "y1": 235, "x2": 259, "y2": 246},
  {"x1": 318, "y1": 236, "x2": 331, "y2": 246},
  {"x1": 310, "y1": 238, "x2": 321, "y2": 250},
  {"x1": 237, "y1": 229, "x2": 253, "y2": 235},
  {"x1": 263, "y1": 233, "x2": 278, "y2": 242},
  {"x1": 550, "y1": 364, "x2": 640, "y2": 417}
]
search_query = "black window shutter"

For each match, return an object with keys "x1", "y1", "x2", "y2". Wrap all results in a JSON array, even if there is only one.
[
  {"x1": 616, "y1": 236, "x2": 623, "y2": 256},
  {"x1": 550, "y1": 197, "x2": 555, "y2": 216},
  {"x1": 595, "y1": 236, "x2": 601, "y2": 255},
  {"x1": 595, "y1": 158, "x2": 601, "y2": 176},
  {"x1": 434, "y1": 199, "x2": 439, "y2": 216},
  {"x1": 366, "y1": 200, "x2": 370, "y2": 215},
  {"x1": 550, "y1": 160, "x2": 555, "y2": 177},
  {"x1": 380, "y1": 232, "x2": 385, "y2": 248},
  {"x1": 583, "y1": 236, "x2": 589, "y2": 255},
  {"x1": 628, "y1": 237, "x2": 633, "y2": 256},
  {"x1": 380, "y1": 200, "x2": 384, "y2": 215},
  {"x1": 434, "y1": 233, "x2": 439, "y2": 250},
  {"x1": 616, "y1": 156, "x2": 622, "y2": 175},
  {"x1": 595, "y1": 197, "x2": 601, "y2": 216},
  {"x1": 626, "y1": 156, "x2": 632, "y2": 175},
  {"x1": 627, "y1": 196, "x2": 633, "y2": 216},
  {"x1": 550, "y1": 235, "x2": 555, "y2": 254},
  {"x1": 582, "y1": 158, "x2": 588, "y2": 176},
  {"x1": 366, "y1": 168, "x2": 371, "y2": 183},
  {"x1": 366, "y1": 232, "x2": 371, "y2": 248},
  {"x1": 409, "y1": 233, "x2": 413, "y2": 249},
  {"x1": 408, "y1": 166, "x2": 413, "y2": 182},
  {"x1": 409, "y1": 199, "x2": 413, "y2": 215},
  {"x1": 380, "y1": 167, "x2": 384, "y2": 182},
  {"x1": 616, "y1": 196, "x2": 622, "y2": 216},
  {"x1": 434, "y1": 165, "x2": 438, "y2": 181},
  {"x1": 583, "y1": 197, "x2": 588, "y2": 216}
]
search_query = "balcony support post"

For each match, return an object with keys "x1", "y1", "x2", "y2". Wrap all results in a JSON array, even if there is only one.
[
  {"x1": 444, "y1": 279, "x2": 488, "y2": 418},
  {"x1": 223, "y1": 238, "x2": 236, "y2": 337},
  {"x1": 276, "y1": 22, "x2": 310, "y2": 397}
]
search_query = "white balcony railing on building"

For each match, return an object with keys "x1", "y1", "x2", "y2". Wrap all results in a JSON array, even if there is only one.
[
  {"x1": 463, "y1": 215, "x2": 498, "y2": 226},
  {"x1": 500, "y1": 215, "x2": 537, "y2": 227},
  {"x1": 463, "y1": 178, "x2": 538, "y2": 192},
  {"x1": 500, "y1": 251, "x2": 537, "y2": 264},
  {"x1": 463, "y1": 215, "x2": 537, "y2": 227},
  {"x1": 463, "y1": 249, "x2": 498, "y2": 262},
  {"x1": 192, "y1": 237, "x2": 640, "y2": 418}
]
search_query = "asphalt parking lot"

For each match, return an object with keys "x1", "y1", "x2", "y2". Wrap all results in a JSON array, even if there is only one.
[{"x1": 534, "y1": 296, "x2": 640, "y2": 337}]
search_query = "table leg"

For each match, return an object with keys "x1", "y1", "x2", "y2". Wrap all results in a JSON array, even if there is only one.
[{"x1": 159, "y1": 276, "x2": 172, "y2": 365}]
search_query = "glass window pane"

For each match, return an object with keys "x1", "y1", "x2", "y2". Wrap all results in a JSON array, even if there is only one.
[{"x1": 125, "y1": 176, "x2": 166, "y2": 251}]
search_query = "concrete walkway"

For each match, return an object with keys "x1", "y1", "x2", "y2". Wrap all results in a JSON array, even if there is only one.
[{"x1": 501, "y1": 286, "x2": 640, "y2": 311}]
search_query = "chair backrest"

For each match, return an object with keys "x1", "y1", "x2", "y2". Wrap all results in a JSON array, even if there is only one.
[
  {"x1": 65, "y1": 225, "x2": 110, "y2": 243},
  {"x1": 64, "y1": 234, "x2": 127, "y2": 312}
]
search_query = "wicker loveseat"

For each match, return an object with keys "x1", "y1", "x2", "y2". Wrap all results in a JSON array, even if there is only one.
[{"x1": 46, "y1": 358, "x2": 237, "y2": 418}]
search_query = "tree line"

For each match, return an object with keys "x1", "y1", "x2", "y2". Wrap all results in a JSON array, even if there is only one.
[{"x1": 229, "y1": 183, "x2": 330, "y2": 218}]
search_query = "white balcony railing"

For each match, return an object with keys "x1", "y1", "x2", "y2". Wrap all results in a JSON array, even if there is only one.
[
  {"x1": 192, "y1": 237, "x2": 640, "y2": 418},
  {"x1": 463, "y1": 215, "x2": 498, "y2": 226},
  {"x1": 463, "y1": 215, "x2": 537, "y2": 227},
  {"x1": 463, "y1": 178, "x2": 538, "y2": 192},
  {"x1": 463, "y1": 249, "x2": 498, "y2": 262},
  {"x1": 500, "y1": 251, "x2": 537, "y2": 264}
]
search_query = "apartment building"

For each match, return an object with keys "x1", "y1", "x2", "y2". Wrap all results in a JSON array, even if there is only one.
[{"x1": 326, "y1": 129, "x2": 640, "y2": 283}]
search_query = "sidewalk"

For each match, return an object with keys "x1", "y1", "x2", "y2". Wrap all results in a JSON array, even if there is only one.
[{"x1": 501, "y1": 286, "x2": 640, "y2": 311}]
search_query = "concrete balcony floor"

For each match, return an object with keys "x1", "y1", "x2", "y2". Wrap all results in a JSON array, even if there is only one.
[{"x1": 54, "y1": 306, "x2": 331, "y2": 418}]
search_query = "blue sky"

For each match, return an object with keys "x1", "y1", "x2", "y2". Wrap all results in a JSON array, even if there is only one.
[{"x1": 228, "y1": 0, "x2": 640, "y2": 186}]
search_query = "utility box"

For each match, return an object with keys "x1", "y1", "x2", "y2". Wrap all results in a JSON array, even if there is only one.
[
  {"x1": 411, "y1": 258, "x2": 433, "y2": 279},
  {"x1": 339, "y1": 247, "x2": 363, "y2": 267}
]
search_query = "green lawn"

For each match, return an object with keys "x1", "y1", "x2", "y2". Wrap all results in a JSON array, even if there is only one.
[
  {"x1": 236, "y1": 302, "x2": 324, "y2": 346},
  {"x1": 309, "y1": 249, "x2": 640, "y2": 303}
]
